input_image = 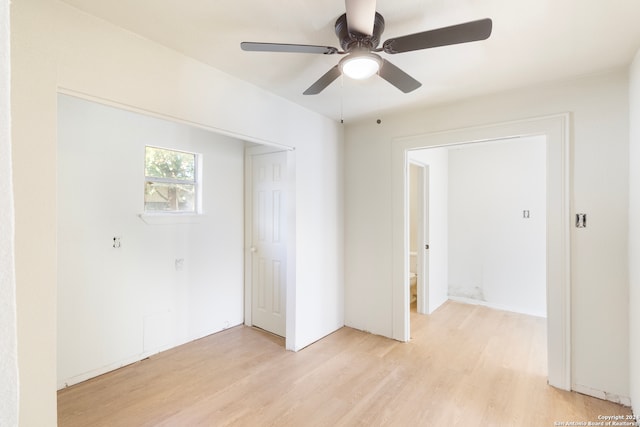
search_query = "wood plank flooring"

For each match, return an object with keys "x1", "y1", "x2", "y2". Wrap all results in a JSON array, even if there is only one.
[{"x1": 58, "y1": 301, "x2": 632, "y2": 426}]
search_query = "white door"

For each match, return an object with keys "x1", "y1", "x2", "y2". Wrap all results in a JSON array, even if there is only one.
[
  {"x1": 410, "y1": 161, "x2": 429, "y2": 315},
  {"x1": 419, "y1": 165, "x2": 430, "y2": 314},
  {"x1": 251, "y1": 151, "x2": 287, "y2": 337}
]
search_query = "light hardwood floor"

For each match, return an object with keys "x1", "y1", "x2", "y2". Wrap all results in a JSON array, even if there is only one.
[{"x1": 58, "y1": 301, "x2": 632, "y2": 426}]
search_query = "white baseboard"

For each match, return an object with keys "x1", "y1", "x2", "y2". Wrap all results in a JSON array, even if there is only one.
[
  {"x1": 57, "y1": 352, "x2": 158, "y2": 390},
  {"x1": 572, "y1": 383, "x2": 631, "y2": 407},
  {"x1": 57, "y1": 324, "x2": 242, "y2": 390},
  {"x1": 447, "y1": 296, "x2": 547, "y2": 318}
]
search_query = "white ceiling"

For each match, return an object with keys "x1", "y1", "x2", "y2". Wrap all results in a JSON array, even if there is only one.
[{"x1": 60, "y1": 0, "x2": 640, "y2": 122}]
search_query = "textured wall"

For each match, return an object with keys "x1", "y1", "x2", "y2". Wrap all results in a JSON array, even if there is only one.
[{"x1": 0, "y1": 0, "x2": 18, "y2": 425}]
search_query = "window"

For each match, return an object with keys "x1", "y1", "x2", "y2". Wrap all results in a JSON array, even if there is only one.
[{"x1": 144, "y1": 146, "x2": 199, "y2": 213}]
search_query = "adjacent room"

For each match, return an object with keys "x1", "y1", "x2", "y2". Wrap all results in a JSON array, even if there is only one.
[
  {"x1": 407, "y1": 136, "x2": 547, "y2": 319},
  {"x1": 4, "y1": 0, "x2": 640, "y2": 425}
]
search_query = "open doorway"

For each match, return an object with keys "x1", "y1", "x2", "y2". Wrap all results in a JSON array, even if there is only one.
[
  {"x1": 392, "y1": 114, "x2": 571, "y2": 390},
  {"x1": 408, "y1": 161, "x2": 428, "y2": 315},
  {"x1": 445, "y1": 138, "x2": 547, "y2": 316},
  {"x1": 407, "y1": 146, "x2": 450, "y2": 318},
  {"x1": 406, "y1": 137, "x2": 547, "y2": 337}
]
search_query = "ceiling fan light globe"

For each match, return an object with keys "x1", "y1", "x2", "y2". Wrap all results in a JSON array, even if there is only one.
[{"x1": 340, "y1": 54, "x2": 381, "y2": 80}]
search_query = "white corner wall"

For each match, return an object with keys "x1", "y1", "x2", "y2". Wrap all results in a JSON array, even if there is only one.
[
  {"x1": 0, "y1": 0, "x2": 19, "y2": 425},
  {"x1": 11, "y1": 0, "x2": 344, "y2": 424},
  {"x1": 409, "y1": 148, "x2": 449, "y2": 314},
  {"x1": 447, "y1": 137, "x2": 547, "y2": 317},
  {"x1": 629, "y1": 50, "x2": 640, "y2": 416},
  {"x1": 57, "y1": 95, "x2": 245, "y2": 388},
  {"x1": 345, "y1": 69, "x2": 629, "y2": 401}
]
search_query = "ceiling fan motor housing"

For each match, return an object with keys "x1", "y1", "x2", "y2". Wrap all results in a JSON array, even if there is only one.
[{"x1": 335, "y1": 12, "x2": 385, "y2": 52}]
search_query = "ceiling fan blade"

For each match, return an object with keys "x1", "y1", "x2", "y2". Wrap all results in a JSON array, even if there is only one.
[
  {"x1": 378, "y1": 59, "x2": 421, "y2": 93},
  {"x1": 303, "y1": 65, "x2": 342, "y2": 95},
  {"x1": 241, "y1": 42, "x2": 339, "y2": 55},
  {"x1": 383, "y1": 18, "x2": 492, "y2": 54},
  {"x1": 345, "y1": 0, "x2": 377, "y2": 36}
]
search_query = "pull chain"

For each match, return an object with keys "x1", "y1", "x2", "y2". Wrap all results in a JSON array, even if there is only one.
[{"x1": 340, "y1": 74, "x2": 344, "y2": 124}]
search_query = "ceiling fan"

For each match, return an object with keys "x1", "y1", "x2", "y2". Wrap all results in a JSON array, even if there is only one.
[{"x1": 241, "y1": 0, "x2": 492, "y2": 95}]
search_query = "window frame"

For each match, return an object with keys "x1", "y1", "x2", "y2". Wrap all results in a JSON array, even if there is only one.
[{"x1": 143, "y1": 145, "x2": 202, "y2": 215}]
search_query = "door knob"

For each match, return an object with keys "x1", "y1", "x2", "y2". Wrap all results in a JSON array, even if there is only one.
[{"x1": 425, "y1": 244, "x2": 429, "y2": 250}]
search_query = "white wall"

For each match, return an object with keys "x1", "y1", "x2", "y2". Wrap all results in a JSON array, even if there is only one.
[
  {"x1": 345, "y1": 70, "x2": 629, "y2": 401},
  {"x1": 409, "y1": 148, "x2": 449, "y2": 314},
  {"x1": 447, "y1": 137, "x2": 547, "y2": 317},
  {"x1": 57, "y1": 95, "x2": 245, "y2": 387},
  {"x1": 629, "y1": 50, "x2": 640, "y2": 416},
  {"x1": 11, "y1": 0, "x2": 59, "y2": 424},
  {"x1": 11, "y1": 0, "x2": 344, "y2": 424},
  {"x1": 0, "y1": 0, "x2": 19, "y2": 425}
]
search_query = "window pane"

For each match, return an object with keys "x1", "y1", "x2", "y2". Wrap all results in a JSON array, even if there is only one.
[
  {"x1": 144, "y1": 181, "x2": 195, "y2": 212},
  {"x1": 145, "y1": 146, "x2": 195, "y2": 181}
]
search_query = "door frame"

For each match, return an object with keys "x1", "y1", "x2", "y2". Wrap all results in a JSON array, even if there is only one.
[
  {"x1": 244, "y1": 144, "x2": 296, "y2": 349},
  {"x1": 391, "y1": 113, "x2": 571, "y2": 390}
]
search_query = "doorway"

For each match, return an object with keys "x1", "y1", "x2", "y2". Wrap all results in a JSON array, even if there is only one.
[
  {"x1": 408, "y1": 161, "x2": 429, "y2": 315},
  {"x1": 392, "y1": 114, "x2": 571, "y2": 390},
  {"x1": 408, "y1": 137, "x2": 547, "y2": 325}
]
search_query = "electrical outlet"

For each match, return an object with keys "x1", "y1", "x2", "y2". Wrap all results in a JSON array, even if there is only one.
[
  {"x1": 112, "y1": 237, "x2": 121, "y2": 248},
  {"x1": 175, "y1": 258, "x2": 184, "y2": 270}
]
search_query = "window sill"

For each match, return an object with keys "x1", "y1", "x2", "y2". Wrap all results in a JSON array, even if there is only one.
[{"x1": 138, "y1": 213, "x2": 204, "y2": 225}]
